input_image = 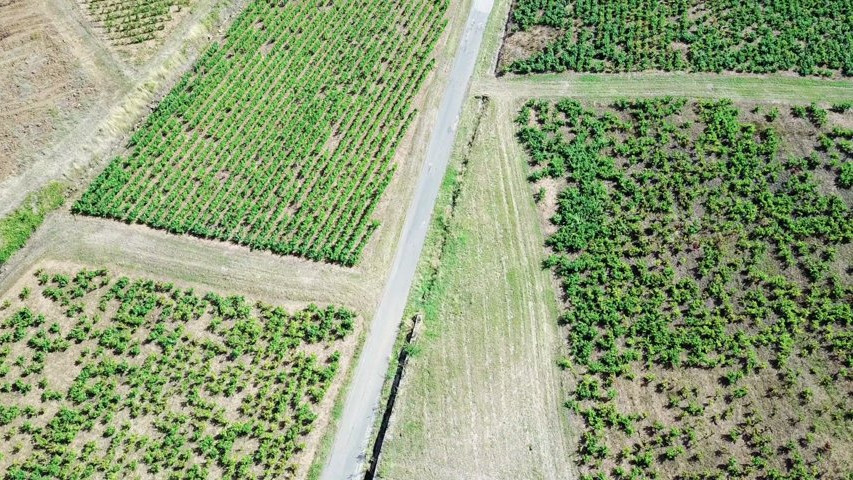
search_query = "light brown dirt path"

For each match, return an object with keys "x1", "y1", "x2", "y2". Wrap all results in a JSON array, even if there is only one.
[
  {"x1": 377, "y1": 98, "x2": 576, "y2": 480},
  {"x1": 0, "y1": 213, "x2": 376, "y2": 315}
]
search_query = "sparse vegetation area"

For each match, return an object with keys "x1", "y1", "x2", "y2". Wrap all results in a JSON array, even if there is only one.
[
  {"x1": 516, "y1": 97, "x2": 852, "y2": 479},
  {"x1": 0, "y1": 268, "x2": 354, "y2": 478},
  {"x1": 0, "y1": 183, "x2": 67, "y2": 266},
  {"x1": 74, "y1": 0, "x2": 449, "y2": 266},
  {"x1": 503, "y1": 0, "x2": 853, "y2": 76},
  {"x1": 81, "y1": 0, "x2": 191, "y2": 45}
]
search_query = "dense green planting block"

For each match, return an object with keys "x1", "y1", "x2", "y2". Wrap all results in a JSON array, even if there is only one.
[
  {"x1": 75, "y1": 0, "x2": 449, "y2": 266},
  {"x1": 517, "y1": 97, "x2": 852, "y2": 478},
  {"x1": 506, "y1": 0, "x2": 853, "y2": 76}
]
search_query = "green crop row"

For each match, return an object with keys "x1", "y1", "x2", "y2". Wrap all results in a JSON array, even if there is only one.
[
  {"x1": 75, "y1": 0, "x2": 449, "y2": 266},
  {"x1": 82, "y1": 0, "x2": 188, "y2": 44}
]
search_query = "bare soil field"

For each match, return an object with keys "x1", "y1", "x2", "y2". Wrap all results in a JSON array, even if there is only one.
[
  {"x1": 0, "y1": 0, "x2": 120, "y2": 181},
  {"x1": 498, "y1": 24, "x2": 561, "y2": 71}
]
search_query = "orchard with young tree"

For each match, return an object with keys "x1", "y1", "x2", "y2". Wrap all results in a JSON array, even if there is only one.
[
  {"x1": 506, "y1": 0, "x2": 853, "y2": 77},
  {"x1": 0, "y1": 268, "x2": 355, "y2": 478},
  {"x1": 517, "y1": 97, "x2": 852, "y2": 478}
]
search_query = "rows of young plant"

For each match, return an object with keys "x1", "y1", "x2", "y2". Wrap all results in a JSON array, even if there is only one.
[
  {"x1": 81, "y1": 0, "x2": 189, "y2": 45},
  {"x1": 505, "y1": 0, "x2": 853, "y2": 76},
  {"x1": 516, "y1": 98, "x2": 852, "y2": 479},
  {"x1": 0, "y1": 268, "x2": 354, "y2": 478},
  {"x1": 74, "y1": 0, "x2": 449, "y2": 266}
]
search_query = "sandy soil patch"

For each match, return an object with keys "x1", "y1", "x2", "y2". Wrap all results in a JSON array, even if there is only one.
[{"x1": 0, "y1": 0, "x2": 116, "y2": 181}]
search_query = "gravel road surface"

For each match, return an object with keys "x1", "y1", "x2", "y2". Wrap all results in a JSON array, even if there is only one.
[{"x1": 319, "y1": 1, "x2": 494, "y2": 478}]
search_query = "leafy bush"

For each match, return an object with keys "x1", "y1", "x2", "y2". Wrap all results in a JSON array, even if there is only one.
[{"x1": 506, "y1": 0, "x2": 853, "y2": 76}]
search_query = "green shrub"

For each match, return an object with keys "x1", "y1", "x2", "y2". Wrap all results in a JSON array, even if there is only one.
[{"x1": 0, "y1": 183, "x2": 66, "y2": 265}]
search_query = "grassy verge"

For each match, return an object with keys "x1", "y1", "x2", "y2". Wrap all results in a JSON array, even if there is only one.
[
  {"x1": 401, "y1": 98, "x2": 486, "y2": 337},
  {"x1": 376, "y1": 96, "x2": 574, "y2": 479},
  {"x1": 365, "y1": 96, "x2": 487, "y2": 479},
  {"x1": 474, "y1": 0, "x2": 512, "y2": 78},
  {"x1": 481, "y1": 72, "x2": 853, "y2": 103},
  {"x1": 0, "y1": 182, "x2": 67, "y2": 265}
]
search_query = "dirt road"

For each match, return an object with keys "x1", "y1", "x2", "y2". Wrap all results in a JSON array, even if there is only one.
[{"x1": 319, "y1": 1, "x2": 495, "y2": 478}]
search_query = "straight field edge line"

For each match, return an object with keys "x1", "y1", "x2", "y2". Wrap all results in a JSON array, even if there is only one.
[
  {"x1": 475, "y1": 73, "x2": 853, "y2": 104},
  {"x1": 306, "y1": 326, "x2": 370, "y2": 480},
  {"x1": 362, "y1": 313, "x2": 423, "y2": 480},
  {"x1": 492, "y1": 0, "x2": 516, "y2": 77}
]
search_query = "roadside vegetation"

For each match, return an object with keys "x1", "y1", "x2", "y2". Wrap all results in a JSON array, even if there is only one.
[
  {"x1": 516, "y1": 97, "x2": 852, "y2": 479},
  {"x1": 74, "y1": 0, "x2": 448, "y2": 266},
  {"x1": 0, "y1": 268, "x2": 354, "y2": 478},
  {"x1": 0, "y1": 183, "x2": 67, "y2": 266},
  {"x1": 503, "y1": 0, "x2": 853, "y2": 76}
]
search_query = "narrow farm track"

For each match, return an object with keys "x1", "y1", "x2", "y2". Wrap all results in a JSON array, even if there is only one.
[
  {"x1": 320, "y1": 1, "x2": 494, "y2": 478},
  {"x1": 474, "y1": 72, "x2": 853, "y2": 103},
  {"x1": 0, "y1": 214, "x2": 374, "y2": 315}
]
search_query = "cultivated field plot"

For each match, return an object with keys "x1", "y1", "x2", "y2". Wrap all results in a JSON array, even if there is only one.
[
  {"x1": 0, "y1": 267, "x2": 354, "y2": 478},
  {"x1": 501, "y1": 0, "x2": 853, "y2": 76},
  {"x1": 516, "y1": 97, "x2": 852, "y2": 478},
  {"x1": 80, "y1": 0, "x2": 192, "y2": 46},
  {"x1": 0, "y1": 0, "x2": 116, "y2": 182},
  {"x1": 74, "y1": 0, "x2": 448, "y2": 266}
]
